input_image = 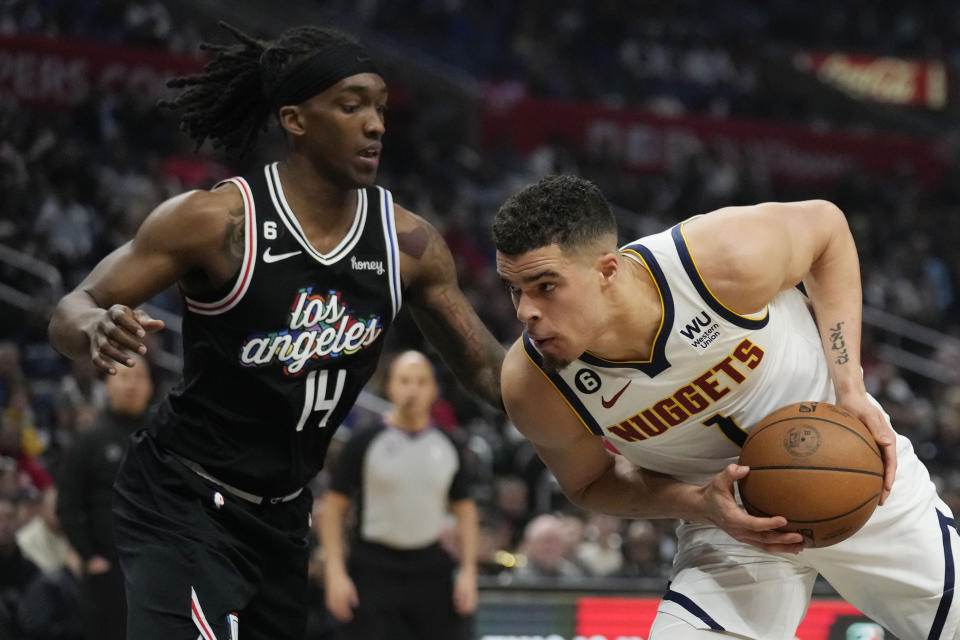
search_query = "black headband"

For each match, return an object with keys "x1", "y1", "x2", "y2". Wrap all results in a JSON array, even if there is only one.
[{"x1": 269, "y1": 43, "x2": 380, "y2": 108}]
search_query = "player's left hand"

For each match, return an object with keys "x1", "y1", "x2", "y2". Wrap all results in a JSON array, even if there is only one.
[
  {"x1": 835, "y1": 393, "x2": 896, "y2": 505},
  {"x1": 453, "y1": 568, "x2": 478, "y2": 615}
]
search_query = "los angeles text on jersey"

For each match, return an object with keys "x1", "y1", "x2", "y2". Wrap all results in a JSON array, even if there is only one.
[
  {"x1": 238, "y1": 287, "x2": 383, "y2": 375},
  {"x1": 607, "y1": 338, "x2": 764, "y2": 442}
]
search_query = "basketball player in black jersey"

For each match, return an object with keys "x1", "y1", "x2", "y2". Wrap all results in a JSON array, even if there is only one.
[{"x1": 47, "y1": 23, "x2": 504, "y2": 640}]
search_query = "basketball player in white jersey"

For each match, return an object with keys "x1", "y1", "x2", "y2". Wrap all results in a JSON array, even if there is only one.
[{"x1": 493, "y1": 175, "x2": 959, "y2": 639}]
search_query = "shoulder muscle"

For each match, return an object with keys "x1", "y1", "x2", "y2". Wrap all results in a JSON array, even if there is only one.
[{"x1": 681, "y1": 200, "x2": 845, "y2": 313}]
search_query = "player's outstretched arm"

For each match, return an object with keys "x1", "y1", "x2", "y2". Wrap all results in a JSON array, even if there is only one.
[
  {"x1": 48, "y1": 186, "x2": 241, "y2": 374},
  {"x1": 394, "y1": 206, "x2": 505, "y2": 411},
  {"x1": 502, "y1": 340, "x2": 805, "y2": 553},
  {"x1": 681, "y1": 200, "x2": 896, "y2": 503}
]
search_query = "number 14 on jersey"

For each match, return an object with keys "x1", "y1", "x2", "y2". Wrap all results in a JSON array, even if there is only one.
[{"x1": 296, "y1": 369, "x2": 346, "y2": 431}]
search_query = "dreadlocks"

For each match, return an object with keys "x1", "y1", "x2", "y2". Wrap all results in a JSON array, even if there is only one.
[{"x1": 160, "y1": 22, "x2": 368, "y2": 157}]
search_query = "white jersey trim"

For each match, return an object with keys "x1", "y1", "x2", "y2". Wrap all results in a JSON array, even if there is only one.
[
  {"x1": 185, "y1": 178, "x2": 257, "y2": 316},
  {"x1": 265, "y1": 162, "x2": 366, "y2": 265},
  {"x1": 377, "y1": 186, "x2": 402, "y2": 319}
]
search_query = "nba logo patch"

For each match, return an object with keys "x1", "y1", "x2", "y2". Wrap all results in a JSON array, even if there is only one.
[{"x1": 227, "y1": 612, "x2": 239, "y2": 640}]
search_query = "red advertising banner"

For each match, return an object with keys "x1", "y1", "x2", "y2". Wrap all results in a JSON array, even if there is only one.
[
  {"x1": 575, "y1": 597, "x2": 885, "y2": 640},
  {"x1": 795, "y1": 51, "x2": 949, "y2": 109},
  {"x1": 481, "y1": 95, "x2": 952, "y2": 188},
  {"x1": 0, "y1": 34, "x2": 205, "y2": 107}
]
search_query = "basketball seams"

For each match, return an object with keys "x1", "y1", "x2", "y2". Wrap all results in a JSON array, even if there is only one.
[
  {"x1": 738, "y1": 401, "x2": 884, "y2": 547},
  {"x1": 745, "y1": 415, "x2": 882, "y2": 460},
  {"x1": 741, "y1": 493, "x2": 879, "y2": 523},
  {"x1": 747, "y1": 465, "x2": 883, "y2": 477}
]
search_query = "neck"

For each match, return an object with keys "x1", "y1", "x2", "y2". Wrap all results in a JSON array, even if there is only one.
[
  {"x1": 276, "y1": 156, "x2": 357, "y2": 222},
  {"x1": 588, "y1": 258, "x2": 663, "y2": 361},
  {"x1": 385, "y1": 410, "x2": 430, "y2": 433}
]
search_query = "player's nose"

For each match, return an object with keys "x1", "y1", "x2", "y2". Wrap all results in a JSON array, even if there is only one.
[
  {"x1": 515, "y1": 295, "x2": 540, "y2": 324},
  {"x1": 364, "y1": 109, "x2": 385, "y2": 137}
]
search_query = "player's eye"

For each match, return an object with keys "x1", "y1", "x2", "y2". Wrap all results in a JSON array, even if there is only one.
[
  {"x1": 341, "y1": 104, "x2": 359, "y2": 114},
  {"x1": 540, "y1": 282, "x2": 556, "y2": 292}
]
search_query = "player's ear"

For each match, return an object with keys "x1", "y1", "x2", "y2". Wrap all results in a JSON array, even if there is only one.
[
  {"x1": 597, "y1": 251, "x2": 620, "y2": 285},
  {"x1": 277, "y1": 105, "x2": 306, "y2": 137}
]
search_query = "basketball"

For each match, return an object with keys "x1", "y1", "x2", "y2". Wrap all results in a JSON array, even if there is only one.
[{"x1": 737, "y1": 401, "x2": 884, "y2": 548}]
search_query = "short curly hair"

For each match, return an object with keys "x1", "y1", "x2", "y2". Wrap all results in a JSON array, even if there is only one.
[{"x1": 492, "y1": 175, "x2": 617, "y2": 256}]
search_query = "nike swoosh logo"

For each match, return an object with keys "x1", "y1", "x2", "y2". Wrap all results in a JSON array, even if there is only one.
[
  {"x1": 601, "y1": 381, "x2": 631, "y2": 409},
  {"x1": 262, "y1": 248, "x2": 302, "y2": 263}
]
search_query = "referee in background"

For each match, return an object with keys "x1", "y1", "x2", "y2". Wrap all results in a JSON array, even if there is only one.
[{"x1": 320, "y1": 350, "x2": 478, "y2": 640}]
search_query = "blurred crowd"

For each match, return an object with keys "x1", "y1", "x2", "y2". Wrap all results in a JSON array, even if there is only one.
[{"x1": 2, "y1": 1, "x2": 960, "y2": 637}]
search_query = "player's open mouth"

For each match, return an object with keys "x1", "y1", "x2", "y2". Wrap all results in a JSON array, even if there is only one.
[
  {"x1": 358, "y1": 145, "x2": 380, "y2": 158},
  {"x1": 531, "y1": 337, "x2": 554, "y2": 349}
]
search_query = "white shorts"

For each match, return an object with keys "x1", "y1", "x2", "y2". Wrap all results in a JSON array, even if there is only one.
[{"x1": 655, "y1": 436, "x2": 960, "y2": 640}]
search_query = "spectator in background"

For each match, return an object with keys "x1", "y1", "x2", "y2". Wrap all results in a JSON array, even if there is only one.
[
  {"x1": 58, "y1": 360, "x2": 108, "y2": 422},
  {"x1": 0, "y1": 495, "x2": 39, "y2": 637},
  {"x1": 56, "y1": 354, "x2": 153, "y2": 640},
  {"x1": 321, "y1": 351, "x2": 478, "y2": 640},
  {"x1": 0, "y1": 410, "x2": 53, "y2": 500},
  {"x1": 618, "y1": 519, "x2": 670, "y2": 579},
  {"x1": 0, "y1": 341, "x2": 22, "y2": 408},
  {"x1": 492, "y1": 474, "x2": 530, "y2": 547},
  {"x1": 512, "y1": 513, "x2": 584, "y2": 580},
  {"x1": 575, "y1": 512, "x2": 624, "y2": 577},
  {"x1": 16, "y1": 487, "x2": 71, "y2": 573},
  {"x1": 17, "y1": 547, "x2": 83, "y2": 640}
]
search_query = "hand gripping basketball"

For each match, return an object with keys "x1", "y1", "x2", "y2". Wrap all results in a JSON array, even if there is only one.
[{"x1": 701, "y1": 464, "x2": 805, "y2": 554}]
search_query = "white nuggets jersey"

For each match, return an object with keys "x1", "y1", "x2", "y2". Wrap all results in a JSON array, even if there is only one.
[{"x1": 523, "y1": 222, "x2": 834, "y2": 485}]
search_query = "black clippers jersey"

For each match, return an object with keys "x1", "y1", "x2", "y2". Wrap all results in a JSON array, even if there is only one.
[{"x1": 152, "y1": 162, "x2": 402, "y2": 495}]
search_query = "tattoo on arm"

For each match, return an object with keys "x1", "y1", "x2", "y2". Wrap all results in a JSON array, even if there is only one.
[
  {"x1": 829, "y1": 321, "x2": 849, "y2": 365},
  {"x1": 221, "y1": 207, "x2": 245, "y2": 261},
  {"x1": 402, "y1": 219, "x2": 504, "y2": 410},
  {"x1": 414, "y1": 287, "x2": 504, "y2": 411}
]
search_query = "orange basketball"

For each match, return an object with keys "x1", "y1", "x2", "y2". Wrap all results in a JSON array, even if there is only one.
[{"x1": 737, "y1": 401, "x2": 883, "y2": 548}]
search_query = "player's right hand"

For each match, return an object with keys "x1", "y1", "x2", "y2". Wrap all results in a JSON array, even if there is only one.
[
  {"x1": 86, "y1": 304, "x2": 165, "y2": 375},
  {"x1": 701, "y1": 464, "x2": 805, "y2": 554},
  {"x1": 325, "y1": 572, "x2": 359, "y2": 622}
]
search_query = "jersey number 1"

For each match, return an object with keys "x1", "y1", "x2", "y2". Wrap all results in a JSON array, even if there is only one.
[
  {"x1": 296, "y1": 370, "x2": 346, "y2": 431},
  {"x1": 701, "y1": 412, "x2": 748, "y2": 447}
]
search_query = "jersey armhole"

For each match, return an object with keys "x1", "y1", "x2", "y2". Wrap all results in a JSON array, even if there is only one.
[
  {"x1": 670, "y1": 222, "x2": 769, "y2": 330},
  {"x1": 184, "y1": 177, "x2": 257, "y2": 316},
  {"x1": 378, "y1": 187, "x2": 403, "y2": 320}
]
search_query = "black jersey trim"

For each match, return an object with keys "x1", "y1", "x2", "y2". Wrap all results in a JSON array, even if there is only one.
[
  {"x1": 671, "y1": 223, "x2": 769, "y2": 330},
  {"x1": 185, "y1": 177, "x2": 257, "y2": 315},
  {"x1": 378, "y1": 187, "x2": 402, "y2": 319},
  {"x1": 521, "y1": 332, "x2": 604, "y2": 436},
  {"x1": 265, "y1": 162, "x2": 367, "y2": 265},
  {"x1": 577, "y1": 244, "x2": 672, "y2": 377}
]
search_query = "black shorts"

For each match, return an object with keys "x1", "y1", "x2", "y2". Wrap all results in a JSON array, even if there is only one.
[
  {"x1": 113, "y1": 431, "x2": 312, "y2": 640},
  {"x1": 338, "y1": 541, "x2": 473, "y2": 640}
]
